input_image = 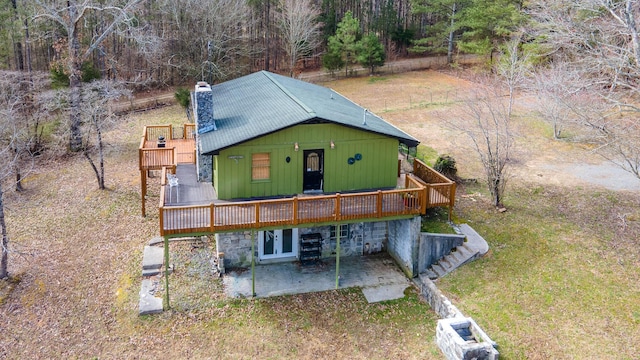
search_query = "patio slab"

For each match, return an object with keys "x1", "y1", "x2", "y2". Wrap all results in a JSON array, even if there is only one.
[{"x1": 222, "y1": 253, "x2": 411, "y2": 299}]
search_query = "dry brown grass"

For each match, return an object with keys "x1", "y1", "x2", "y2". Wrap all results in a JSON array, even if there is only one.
[
  {"x1": 2, "y1": 70, "x2": 639, "y2": 359},
  {"x1": 327, "y1": 72, "x2": 640, "y2": 359},
  {"x1": 0, "y1": 94, "x2": 442, "y2": 359}
]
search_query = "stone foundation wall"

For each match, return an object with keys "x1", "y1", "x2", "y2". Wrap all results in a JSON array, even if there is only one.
[
  {"x1": 215, "y1": 231, "x2": 253, "y2": 268},
  {"x1": 198, "y1": 154, "x2": 212, "y2": 182},
  {"x1": 216, "y1": 221, "x2": 389, "y2": 268},
  {"x1": 387, "y1": 216, "x2": 421, "y2": 277}
]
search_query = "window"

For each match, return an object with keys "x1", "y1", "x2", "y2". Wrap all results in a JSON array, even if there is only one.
[
  {"x1": 306, "y1": 152, "x2": 320, "y2": 172},
  {"x1": 329, "y1": 224, "x2": 349, "y2": 252},
  {"x1": 252, "y1": 153, "x2": 270, "y2": 180},
  {"x1": 330, "y1": 224, "x2": 349, "y2": 239}
]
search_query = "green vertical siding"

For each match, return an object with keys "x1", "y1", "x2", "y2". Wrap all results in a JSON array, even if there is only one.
[{"x1": 214, "y1": 123, "x2": 399, "y2": 199}]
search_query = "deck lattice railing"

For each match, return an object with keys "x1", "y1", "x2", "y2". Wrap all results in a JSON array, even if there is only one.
[{"x1": 153, "y1": 151, "x2": 456, "y2": 236}]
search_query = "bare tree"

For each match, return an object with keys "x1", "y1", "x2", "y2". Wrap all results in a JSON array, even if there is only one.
[
  {"x1": 0, "y1": 71, "x2": 50, "y2": 191},
  {"x1": 79, "y1": 80, "x2": 131, "y2": 190},
  {"x1": 452, "y1": 41, "x2": 526, "y2": 207},
  {"x1": 159, "y1": 0, "x2": 254, "y2": 83},
  {"x1": 529, "y1": 62, "x2": 585, "y2": 139},
  {"x1": 276, "y1": 0, "x2": 322, "y2": 77},
  {"x1": 597, "y1": 117, "x2": 640, "y2": 179},
  {"x1": 529, "y1": 0, "x2": 640, "y2": 180},
  {"x1": 31, "y1": 0, "x2": 146, "y2": 152},
  {"x1": 458, "y1": 81, "x2": 515, "y2": 207},
  {"x1": 0, "y1": 71, "x2": 50, "y2": 279}
]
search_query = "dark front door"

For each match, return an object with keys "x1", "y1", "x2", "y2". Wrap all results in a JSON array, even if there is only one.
[{"x1": 303, "y1": 149, "x2": 324, "y2": 192}]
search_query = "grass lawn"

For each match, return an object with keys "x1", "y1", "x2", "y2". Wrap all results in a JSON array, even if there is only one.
[{"x1": 2, "y1": 69, "x2": 639, "y2": 359}]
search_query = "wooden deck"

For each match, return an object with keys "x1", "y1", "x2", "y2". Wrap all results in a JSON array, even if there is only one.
[
  {"x1": 139, "y1": 124, "x2": 196, "y2": 171},
  {"x1": 139, "y1": 124, "x2": 196, "y2": 216},
  {"x1": 157, "y1": 162, "x2": 456, "y2": 237},
  {"x1": 138, "y1": 125, "x2": 456, "y2": 234}
]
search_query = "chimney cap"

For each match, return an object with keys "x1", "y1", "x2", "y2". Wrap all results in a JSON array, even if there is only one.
[{"x1": 195, "y1": 81, "x2": 211, "y2": 92}]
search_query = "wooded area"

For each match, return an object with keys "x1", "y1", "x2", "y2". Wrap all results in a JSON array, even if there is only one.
[{"x1": 0, "y1": 0, "x2": 528, "y2": 83}]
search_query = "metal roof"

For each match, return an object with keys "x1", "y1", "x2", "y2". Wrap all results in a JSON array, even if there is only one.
[{"x1": 198, "y1": 71, "x2": 419, "y2": 155}]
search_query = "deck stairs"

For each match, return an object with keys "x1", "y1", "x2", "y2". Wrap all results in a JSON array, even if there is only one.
[{"x1": 423, "y1": 224, "x2": 489, "y2": 280}]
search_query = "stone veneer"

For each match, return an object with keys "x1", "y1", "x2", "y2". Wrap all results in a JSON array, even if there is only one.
[
  {"x1": 194, "y1": 82, "x2": 214, "y2": 182},
  {"x1": 215, "y1": 221, "x2": 389, "y2": 269}
]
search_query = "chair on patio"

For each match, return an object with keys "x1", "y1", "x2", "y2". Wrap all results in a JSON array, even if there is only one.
[{"x1": 167, "y1": 173, "x2": 179, "y2": 203}]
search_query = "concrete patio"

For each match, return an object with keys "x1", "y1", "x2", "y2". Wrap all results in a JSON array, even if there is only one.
[{"x1": 222, "y1": 253, "x2": 412, "y2": 302}]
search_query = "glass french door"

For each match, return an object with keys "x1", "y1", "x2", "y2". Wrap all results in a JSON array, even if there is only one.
[{"x1": 258, "y1": 229, "x2": 298, "y2": 260}]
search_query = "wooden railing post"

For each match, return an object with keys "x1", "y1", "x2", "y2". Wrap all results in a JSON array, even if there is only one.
[
  {"x1": 425, "y1": 184, "x2": 431, "y2": 211},
  {"x1": 335, "y1": 193, "x2": 341, "y2": 221},
  {"x1": 421, "y1": 186, "x2": 427, "y2": 214},
  {"x1": 210, "y1": 203, "x2": 215, "y2": 232},
  {"x1": 159, "y1": 207, "x2": 164, "y2": 236},
  {"x1": 449, "y1": 183, "x2": 457, "y2": 221},
  {"x1": 377, "y1": 190, "x2": 383, "y2": 217},
  {"x1": 293, "y1": 196, "x2": 298, "y2": 225},
  {"x1": 255, "y1": 203, "x2": 260, "y2": 227}
]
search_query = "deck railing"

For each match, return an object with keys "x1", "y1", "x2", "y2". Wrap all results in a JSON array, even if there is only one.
[
  {"x1": 144, "y1": 124, "x2": 195, "y2": 141},
  {"x1": 153, "y1": 152, "x2": 456, "y2": 236},
  {"x1": 139, "y1": 124, "x2": 195, "y2": 170},
  {"x1": 411, "y1": 158, "x2": 456, "y2": 218},
  {"x1": 158, "y1": 174, "x2": 426, "y2": 236}
]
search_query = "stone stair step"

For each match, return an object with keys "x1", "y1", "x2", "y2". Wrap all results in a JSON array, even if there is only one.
[
  {"x1": 448, "y1": 246, "x2": 466, "y2": 263},
  {"x1": 142, "y1": 268, "x2": 161, "y2": 277},
  {"x1": 424, "y1": 269, "x2": 438, "y2": 280},
  {"x1": 439, "y1": 257, "x2": 452, "y2": 270},
  {"x1": 139, "y1": 279, "x2": 163, "y2": 315},
  {"x1": 431, "y1": 263, "x2": 447, "y2": 277},
  {"x1": 142, "y1": 245, "x2": 164, "y2": 270},
  {"x1": 457, "y1": 244, "x2": 477, "y2": 260}
]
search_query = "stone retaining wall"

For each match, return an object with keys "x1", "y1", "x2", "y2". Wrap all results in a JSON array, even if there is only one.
[{"x1": 416, "y1": 274, "x2": 499, "y2": 360}]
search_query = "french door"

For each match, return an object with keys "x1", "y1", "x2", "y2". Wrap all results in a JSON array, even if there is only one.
[{"x1": 258, "y1": 229, "x2": 299, "y2": 260}]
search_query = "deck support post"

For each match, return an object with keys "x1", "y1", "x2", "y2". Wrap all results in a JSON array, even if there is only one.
[
  {"x1": 335, "y1": 224, "x2": 341, "y2": 289},
  {"x1": 164, "y1": 235, "x2": 171, "y2": 310},
  {"x1": 251, "y1": 229, "x2": 256, "y2": 297},
  {"x1": 140, "y1": 170, "x2": 147, "y2": 217}
]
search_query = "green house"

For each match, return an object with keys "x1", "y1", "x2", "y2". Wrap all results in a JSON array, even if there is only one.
[{"x1": 195, "y1": 71, "x2": 419, "y2": 199}]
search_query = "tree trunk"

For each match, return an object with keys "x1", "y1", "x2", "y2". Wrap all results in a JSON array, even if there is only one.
[
  {"x1": 265, "y1": 0, "x2": 271, "y2": 71},
  {"x1": 68, "y1": 1, "x2": 84, "y2": 152},
  {"x1": 447, "y1": 3, "x2": 457, "y2": 64},
  {"x1": 11, "y1": 0, "x2": 24, "y2": 71},
  {"x1": 84, "y1": 150, "x2": 105, "y2": 190},
  {"x1": 69, "y1": 75, "x2": 84, "y2": 152},
  {"x1": 84, "y1": 117, "x2": 106, "y2": 190},
  {"x1": 0, "y1": 182, "x2": 8, "y2": 279},
  {"x1": 24, "y1": 18, "x2": 32, "y2": 73}
]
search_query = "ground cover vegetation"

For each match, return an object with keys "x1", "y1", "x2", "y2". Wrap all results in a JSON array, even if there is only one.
[{"x1": 0, "y1": 69, "x2": 638, "y2": 358}]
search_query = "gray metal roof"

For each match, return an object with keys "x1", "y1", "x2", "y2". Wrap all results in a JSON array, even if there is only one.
[{"x1": 199, "y1": 71, "x2": 419, "y2": 155}]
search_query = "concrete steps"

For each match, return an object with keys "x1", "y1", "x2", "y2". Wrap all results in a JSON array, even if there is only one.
[
  {"x1": 139, "y1": 244, "x2": 165, "y2": 315},
  {"x1": 424, "y1": 224, "x2": 490, "y2": 280}
]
